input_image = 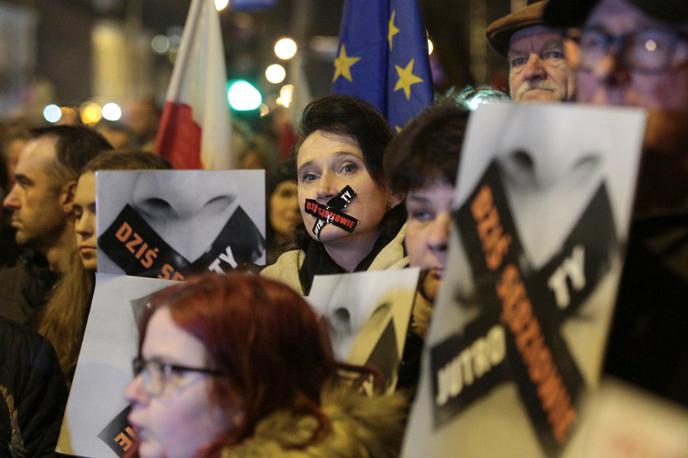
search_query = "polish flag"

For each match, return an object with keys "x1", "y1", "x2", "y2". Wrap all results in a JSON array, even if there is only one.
[{"x1": 155, "y1": 0, "x2": 234, "y2": 169}]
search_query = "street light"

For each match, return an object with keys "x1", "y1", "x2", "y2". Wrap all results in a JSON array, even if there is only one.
[
  {"x1": 265, "y1": 63, "x2": 286, "y2": 84},
  {"x1": 274, "y1": 37, "x2": 298, "y2": 60},
  {"x1": 215, "y1": 0, "x2": 229, "y2": 11},
  {"x1": 43, "y1": 104, "x2": 62, "y2": 123},
  {"x1": 227, "y1": 80, "x2": 262, "y2": 111}
]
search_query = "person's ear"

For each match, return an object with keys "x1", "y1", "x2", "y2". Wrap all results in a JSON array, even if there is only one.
[
  {"x1": 387, "y1": 190, "x2": 404, "y2": 209},
  {"x1": 61, "y1": 180, "x2": 77, "y2": 214}
]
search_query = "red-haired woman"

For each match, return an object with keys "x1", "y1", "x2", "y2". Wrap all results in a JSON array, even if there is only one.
[{"x1": 124, "y1": 273, "x2": 406, "y2": 458}]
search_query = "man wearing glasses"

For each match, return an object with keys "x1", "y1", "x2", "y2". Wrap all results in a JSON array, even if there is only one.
[
  {"x1": 545, "y1": 0, "x2": 688, "y2": 410},
  {"x1": 546, "y1": 0, "x2": 688, "y2": 110},
  {"x1": 486, "y1": 1, "x2": 576, "y2": 102}
]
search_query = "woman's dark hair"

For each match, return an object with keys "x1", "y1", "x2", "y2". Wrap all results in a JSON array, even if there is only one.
[
  {"x1": 295, "y1": 95, "x2": 393, "y2": 184},
  {"x1": 130, "y1": 273, "x2": 379, "y2": 457},
  {"x1": 384, "y1": 101, "x2": 469, "y2": 195}
]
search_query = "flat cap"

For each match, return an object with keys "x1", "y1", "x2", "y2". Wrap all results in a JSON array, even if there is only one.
[{"x1": 486, "y1": 1, "x2": 548, "y2": 57}]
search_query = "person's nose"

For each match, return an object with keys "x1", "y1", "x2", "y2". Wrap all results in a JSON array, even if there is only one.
[
  {"x1": 427, "y1": 212, "x2": 451, "y2": 255},
  {"x1": 3, "y1": 184, "x2": 19, "y2": 211},
  {"x1": 315, "y1": 171, "x2": 338, "y2": 203},
  {"x1": 124, "y1": 374, "x2": 149, "y2": 406},
  {"x1": 522, "y1": 54, "x2": 546, "y2": 80},
  {"x1": 75, "y1": 212, "x2": 95, "y2": 239},
  {"x1": 592, "y1": 51, "x2": 630, "y2": 86}
]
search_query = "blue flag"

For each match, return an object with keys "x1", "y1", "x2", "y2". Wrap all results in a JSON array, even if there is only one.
[{"x1": 331, "y1": 0, "x2": 433, "y2": 130}]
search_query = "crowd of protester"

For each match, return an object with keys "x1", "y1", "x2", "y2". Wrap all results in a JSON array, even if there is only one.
[{"x1": 0, "y1": 0, "x2": 686, "y2": 456}]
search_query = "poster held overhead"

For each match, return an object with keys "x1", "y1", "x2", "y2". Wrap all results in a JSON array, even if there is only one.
[
  {"x1": 96, "y1": 169, "x2": 266, "y2": 278},
  {"x1": 402, "y1": 103, "x2": 646, "y2": 457}
]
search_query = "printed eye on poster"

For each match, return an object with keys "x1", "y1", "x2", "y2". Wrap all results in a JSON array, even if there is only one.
[
  {"x1": 401, "y1": 103, "x2": 647, "y2": 457},
  {"x1": 57, "y1": 273, "x2": 179, "y2": 457},
  {"x1": 96, "y1": 169, "x2": 266, "y2": 279},
  {"x1": 308, "y1": 268, "x2": 420, "y2": 392}
]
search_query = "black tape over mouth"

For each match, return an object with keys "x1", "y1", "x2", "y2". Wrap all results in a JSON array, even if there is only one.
[
  {"x1": 98, "y1": 203, "x2": 265, "y2": 279},
  {"x1": 304, "y1": 185, "x2": 359, "y2": 239}
]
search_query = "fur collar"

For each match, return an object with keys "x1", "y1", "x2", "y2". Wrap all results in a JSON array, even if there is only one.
[{"x1": 222, "y1": 384, "x2": 407, "y2": 458}]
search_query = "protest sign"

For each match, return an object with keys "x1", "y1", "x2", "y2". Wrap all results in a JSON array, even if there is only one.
[
  {"x1": 580, "y1": 380, "x2": 688, "y2": 457},
  {"x1": 96, "y1": 169, "x2": 266, "y2": 279},
  {"x1": 308, "y1": 268, "x2": 420, "y2": 391},
  {"x1": 57, "y1": 274, "x2": 178, "y2": 457},
  {"x1": 402, "y1": 103, "x2": 646, "y2": 457}
]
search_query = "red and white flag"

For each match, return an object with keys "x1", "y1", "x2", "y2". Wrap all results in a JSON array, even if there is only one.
[{"x1": 155, "y1": 0, "x2": 234, "y2": 169}]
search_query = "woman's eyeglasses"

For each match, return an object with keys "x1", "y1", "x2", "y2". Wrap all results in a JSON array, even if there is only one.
[{"x1": 132, "y1": 357, "x2": 224, "y2": 397}]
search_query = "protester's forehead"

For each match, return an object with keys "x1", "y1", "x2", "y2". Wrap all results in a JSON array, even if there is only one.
[
  {"x1": 586, "y1": 0, "x2": 668, "y2": 32},
  {"x1": 143, "y1": 307, "x2": 206, "y2": 364},
  {"x1": 17, "y1": 136, "x2": 57, "y2": 168},
  {"x1": 297, "y1": 130, "x2": 363, "y2": 167},
  {"x1": 75, "y1": 172, "x2": 96, "y2": 201},
  {"x1": 408, "y1": 179, "x2": 456, "y2": 198},
  {"x1": 509, "y1": 25, "x2": 562, "y2": 49}
]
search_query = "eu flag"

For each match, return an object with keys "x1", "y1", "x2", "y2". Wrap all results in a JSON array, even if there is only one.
[{"x1": 331, "y1": 0, "x2": 433, "y2": 130}]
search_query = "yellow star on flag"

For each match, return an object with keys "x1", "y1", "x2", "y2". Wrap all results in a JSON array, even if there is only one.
[
  {"x1": 388, "y1": 10, "x2": 400, "y2": 50},
  {"x1": 394, "y1": 58, "x2": 424, "y2": 100},
  {"x1": 332, "y1": 45, "x2": 361, "y2": 83}
]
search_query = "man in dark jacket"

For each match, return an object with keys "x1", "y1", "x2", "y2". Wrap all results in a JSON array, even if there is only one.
[
  {"x1": 0, "y1": 317, "x2": 68, "y2": 457},
  {"x1": 0, "y1": 126, "x2": 111, "y2": 327}
]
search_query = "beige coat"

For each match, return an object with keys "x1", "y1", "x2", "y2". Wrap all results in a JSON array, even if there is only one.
[{"x1": 262, "y1": 224, "x2": 409, "y2": 295}]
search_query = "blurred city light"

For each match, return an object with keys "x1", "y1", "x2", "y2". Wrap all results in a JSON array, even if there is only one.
[
  {"x1": 274, "y1": 37, "x2": 297, "y2": 60},
  {"x1": 80, "y1": 102, "x2": 102, "y2": 125},
  {"x1": 276, "y1": 84, "x2": 294, "y2": 108},
  {"x1": 227, "y1": 80, "x2": 262, "y2": 111},
  {"x1": 168, "y1": 31, "x2": 182, "y2": 52},
  {"x1": 265, "y1": 63, "x2": 286, "y2": 84},
  {"x1": 151, "y1": 35, "x2": 170, "y2": 54},
  {"x1": 259, "y1": 103, "x2": 270, "y2": 117},
  {"x1": 43, "y1": 104, "x2": 62, "y2": 123},
  {"x1": 428, "y1": 39, "x2": 434, "y2": 55},
  {"x1": 215, "y1": 0, "x2": 229, "y2": 11},
  {"x1": 102, "y1": 102, "x2": 122, "y2": 121}
]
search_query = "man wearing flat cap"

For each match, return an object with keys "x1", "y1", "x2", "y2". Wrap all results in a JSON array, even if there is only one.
[
  {"x1": 486, "y1": 1, "x2": 575, "y2": 102},
  {"x1": 544, "y1": 0, "x2": 688, "y2": 110}
]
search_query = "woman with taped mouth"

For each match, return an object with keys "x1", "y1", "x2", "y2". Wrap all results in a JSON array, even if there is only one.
[
  {"x1": 40, "y1": 150, "x2": 171, "y2": 380},
  {"x1": 124, "y1": 273, "x2": 406, "y2": 458},
  {"x1": 262, "y1": 95, "x2": 408, "y2": 295}
]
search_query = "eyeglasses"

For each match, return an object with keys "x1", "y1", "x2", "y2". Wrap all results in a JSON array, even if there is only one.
[
  {"x1": 132, "y1": 357, "x2": 224, "y2": 397},
  {"x1": 578, "y1": 26, "x2": 688, "y2": 74}
]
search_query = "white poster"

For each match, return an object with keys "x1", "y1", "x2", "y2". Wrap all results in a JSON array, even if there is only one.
[
  {"x1": 57, "y1": 273, "x2": 178, "y2": 457},
  {"x1": 96, "y1": 169, "x2": 266, "y2": 279},
  {"x1": 308, "y1": 268, "x2": 420, "y2": 391},
  {"x1": 402, "y1": 103, "x2": 646, "y2": 457}
]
